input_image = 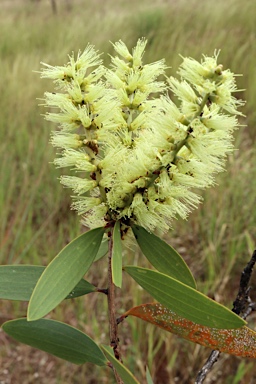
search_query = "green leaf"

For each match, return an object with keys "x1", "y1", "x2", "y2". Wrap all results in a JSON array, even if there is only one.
[
  {"x1": 94, "y1": 237, "x2": 109, "y2": 262},
  {"x1": 124, "y1": 266, "x2": 245, "y2": 329},
  {"x1": 123, "y1": 303, "x2": 256, "y2": 358},
  {"x1": 132, "y1": 225, "x2": 196, "y2": 289},
  {"x1": 112, "y1": 221, "x2": 123, "y2": 288},
  {"x1": 101, "y1": 345, "x2": 140, "y2": 384},
  {"x1": 28, "y1": 227, "x2": 105, "y2": 321},
  {"x1": 0, "y1": 265, "x2": 96, "y2": 301},
  {"x1": 146, "y1": 366, "x2": 154, "y2": 384},
  {"x1": 2, "y1": 318, "x2": 107, "y2": 365},
  {"x1": 66, "y1": 277, "x2": 96, "y2": 299}
]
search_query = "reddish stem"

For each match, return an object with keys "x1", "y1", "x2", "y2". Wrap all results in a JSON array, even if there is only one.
[{"x1": 107, "y1": 229, "x2": 123, "y2": 384}]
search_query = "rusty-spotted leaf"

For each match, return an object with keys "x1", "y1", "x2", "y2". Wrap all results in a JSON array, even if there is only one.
[{"x1": 121, "y1": 303, "x2": 256, "y2": 358}]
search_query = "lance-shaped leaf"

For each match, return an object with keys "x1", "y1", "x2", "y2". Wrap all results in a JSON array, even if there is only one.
[
  {"x1": 112, "y1": 221, "x2": 123, "y2": 288},
  {"x1": 132, "y1": 225, "x2": 196, "y2": 289},
  {"x1": 0, "y1": 265, "x2": 96, "y2": 301},
  {"x1": 121, "y1": 303, "x2": 256, "y2": 358},
  {"x1": 101, "y1": 345, "x2": 140, "y2": 384},
  {"x1": 28, "y1": 227, "x2": 105, "y2": 321},
  {"x1": 2, "y1": 318, "x2": 107, "y2": 365},
  {"x1": 124, "y1": 266, "x2": 245, "y2": 329}
]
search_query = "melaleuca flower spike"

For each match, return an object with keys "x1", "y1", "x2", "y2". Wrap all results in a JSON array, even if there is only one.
[
  {"x1": 40, "y1": 45, "x2": 119, "y2": 224},
  {"x1": 41, "y1": 41, "x2": 244, "y2": 233}
]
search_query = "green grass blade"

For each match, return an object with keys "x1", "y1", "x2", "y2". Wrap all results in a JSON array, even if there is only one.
[
  {"x1": 146, "y1": 366, "x2": 154, "y2": 384},
  {"x1": 0, "y1": 265, "x2": 96, "y2": 301},
  {"x1": 124, "y1": 266, "x2": 245, "y2": 329},
  {"x1": 132, "y1": 225, "x2": 196, "y2": 289},
  {"x1": 101, "y1": 345, "x2": 140, "y2": 384},
  {"x1": 112, "y1": 221, "x2": 123, "y2": 288},
  {"x1": 2, "y1": 318, "x2": 107, "y2": 366},
  {"x1": 28, "y1": 227, "x2": 105, "y2": 321}
]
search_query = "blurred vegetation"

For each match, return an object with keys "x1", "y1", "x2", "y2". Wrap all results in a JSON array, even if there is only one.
[{"x1": 0, "y1": 0, "x2": 255, "y2": 383}]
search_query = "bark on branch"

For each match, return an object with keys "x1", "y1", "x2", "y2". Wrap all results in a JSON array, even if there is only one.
[{"x1": 195, "y1": 250, "x2": 256, "y2": 384}]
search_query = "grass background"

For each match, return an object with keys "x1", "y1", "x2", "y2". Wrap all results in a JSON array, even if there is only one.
[{"x1": 0, "y1": 0, "x2": 255, "y2": 383}]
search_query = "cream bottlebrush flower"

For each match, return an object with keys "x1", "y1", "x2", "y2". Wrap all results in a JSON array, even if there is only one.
[
  {"x1": 41, "y1": 41, "x2": 245, "y2": 233},
  {"x1": 50, "y1": 132, "x2": 83, "y2": 149},
  {"x1": 105, "y1": 38, "x2": 167, "y2": 137},
  {"x1": 176, "y1": 52, "x2": 244, "y2": 115},
  {"x1": 40, "y1": 45, "x2": 103, "y2": 87},
  {"x1": 101, "y1": 51, "x2": 244, "y2": 232},
  {"x1": 53, "y1": 149, "x2": 97, "y2": 172},
  {"x1": 60, "y1": 176, "x2": 97, "y2": 195},
  {"x1": 40, "y1": 45, "x2": 120, "y2": 225},
  {"x1": 100, "y1": 39, "x2": 169, "y2": 215},
  {"x1": 71, "y1": 197, "x2": 104, "y2": 215}
]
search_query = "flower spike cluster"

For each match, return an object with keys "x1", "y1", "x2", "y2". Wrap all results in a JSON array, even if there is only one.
[{"x1": 40, "y1": 40, "x2": 244, "y2": 233}]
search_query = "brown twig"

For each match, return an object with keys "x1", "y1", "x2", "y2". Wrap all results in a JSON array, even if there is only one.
[
  {"x1": 107, "y1": 229, "x2": 123, "y2": 384},
  {"x1": 195, "y1": 250, "x2": 256, "y2": 384}
]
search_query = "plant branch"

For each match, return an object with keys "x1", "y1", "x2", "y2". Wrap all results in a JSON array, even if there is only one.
[
  {"x1": 107, "y1": 229, "x2": 123, "y2": 384},
  {"x1": 195, "y1": 250, "x2": 256, "y2": 384}
]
